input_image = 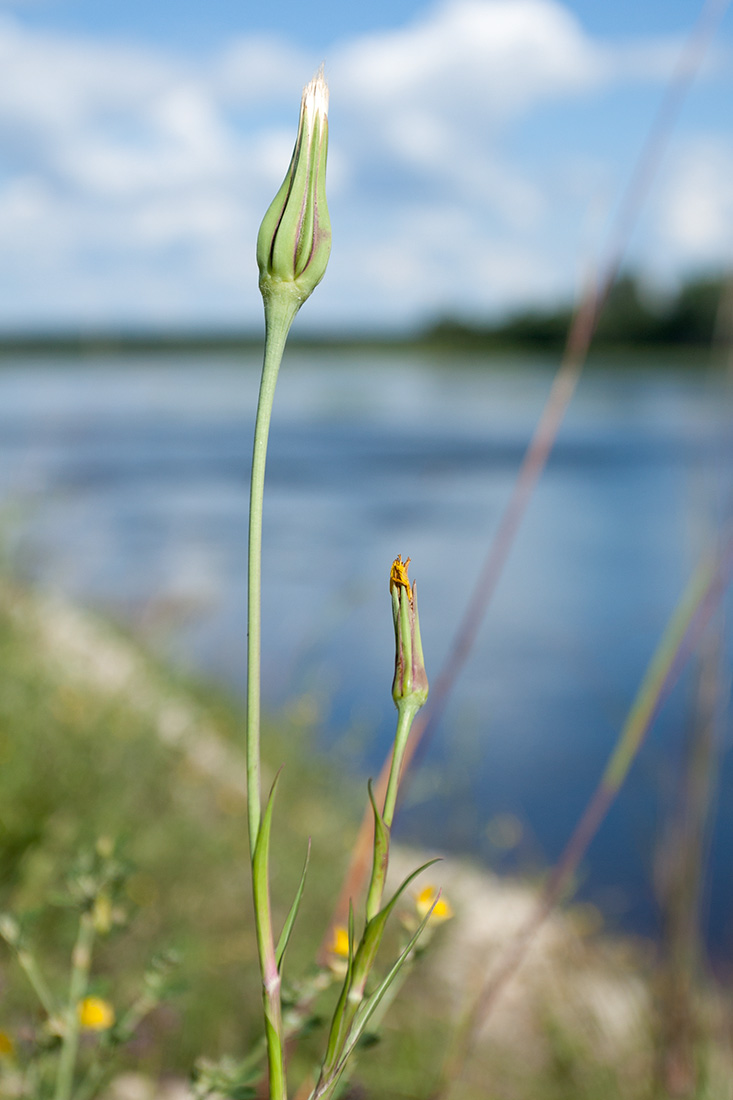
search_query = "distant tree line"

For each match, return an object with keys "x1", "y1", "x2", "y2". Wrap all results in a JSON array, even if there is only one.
[
  {"x1": 422, "y1": 273, "x2": 731, "y2": 351},
  {"x1": 0, "y1": 271, "x2": 729, "y2": 358}
]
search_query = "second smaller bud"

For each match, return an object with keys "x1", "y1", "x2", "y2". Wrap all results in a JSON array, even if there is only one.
[{"x1": 390, "y1": 555, "x2": 429, "y2": 711}]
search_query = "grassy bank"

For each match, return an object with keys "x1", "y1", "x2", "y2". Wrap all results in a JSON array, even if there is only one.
[{"x1": 0, "y1": 579, "x2": 359, "y2": 1078}]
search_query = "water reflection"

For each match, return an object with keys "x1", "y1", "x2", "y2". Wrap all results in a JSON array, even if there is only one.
[{"x1": 1, "y1": 350, "x2": 731, "y2": 946}]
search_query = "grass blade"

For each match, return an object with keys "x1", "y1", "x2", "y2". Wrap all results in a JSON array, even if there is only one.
[{"x1": 276, "y1": 839, "x2": 311, "y2": 972}]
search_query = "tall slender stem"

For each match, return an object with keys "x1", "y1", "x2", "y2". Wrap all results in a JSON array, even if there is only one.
[
  {"x1": 382, "y1": 703, "x2": 419, "y2": 829},
  {"x1": 365, "y1": 702, "x2": 420, "y2": 922},
  {"x1": 246, "y1": 296, "x2": 300, "y2": 1100},
  {"x1": 54, "y1": 911, "x2": 95, "y2": 1100},
  {"x1": 246, "y1": 298, "x2": 299, "y2": 858},
  {"x1": 16, "y1": 947, "x2": 56, "y2": 1018},
  {"x1": 250, "y1": 68, "x2": 330, "y2": 1100}
]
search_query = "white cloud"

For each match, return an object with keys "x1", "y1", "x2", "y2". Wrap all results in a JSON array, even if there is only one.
[
  {"x1": 214, "y1": 34, "x2": 310, "y2": 106},
  {"x1": 333, "y1": 0, "x2": 607, "y2": 120},
  {"x1": 656, "y1": 137, "x2": 733, "y2": 262},
  {"x1": 0, "y1": 1, "x2": 729, "y2": 331},
  {"x1": 0, "y1": 17, "x2": 177, "y2": 135}
]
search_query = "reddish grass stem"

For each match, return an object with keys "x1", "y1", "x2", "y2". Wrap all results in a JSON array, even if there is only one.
[
  {"x1": 317, "y1": 0, "x2": 731, "y2": 966},
  {"x1": 431, "y1": 532, "x2": 733, "y2": 1098}
]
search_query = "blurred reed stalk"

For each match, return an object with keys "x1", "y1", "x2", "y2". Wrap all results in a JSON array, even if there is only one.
[
  {"x1": 317, "y1": 0, "x2": 732, "y2": 963},
  {"x1": 428, "y1": 532, "x2": 733, "y2": 1100},
  {"x1": 653, "y1": 622, "x2": 727, "y2": 1098},
  {"x1": 652, "y1": 280, "x2": 733, "y2": 1098}
]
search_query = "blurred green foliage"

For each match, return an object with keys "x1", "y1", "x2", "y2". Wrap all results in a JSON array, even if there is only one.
[
  {"x1": 0, "y1": 272, "x2": 727, "y2": 362},
  {"x1": 424, "y1": 272, "x2": 730, "y2": 353},
  {"x1": 0, "y1": 581, "x2": 358, "y2": 1078}
]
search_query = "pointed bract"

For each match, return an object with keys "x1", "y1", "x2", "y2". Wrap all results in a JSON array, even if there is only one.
[
  {"x1": 257, "y1": 67, "x2": 332, "y2": 314},
  {"x1": 390, "y1": 556, "x2": 429, "y2": 710}
]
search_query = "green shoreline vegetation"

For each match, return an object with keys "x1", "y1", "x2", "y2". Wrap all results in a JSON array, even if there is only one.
[
  {"x1": 0, "y1": 272, "x2": 727, "y2": 361},
  {"x1": 0, "y1": 576, "x2": 360, "y2": 1082}
]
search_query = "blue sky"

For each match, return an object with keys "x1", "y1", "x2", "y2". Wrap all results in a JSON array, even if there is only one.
[{"x1": 0, "y1": 0, "x2": 731, "y2": 333}]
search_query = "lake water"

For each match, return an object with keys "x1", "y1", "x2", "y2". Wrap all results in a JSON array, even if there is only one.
[{"x1": 2, "y1": 349, "x2": 732, "y2": 950}]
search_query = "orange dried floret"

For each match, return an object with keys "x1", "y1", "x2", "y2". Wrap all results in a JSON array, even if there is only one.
[{"x1": 390, "y1": 555, "x2": 412, "y2": 596}]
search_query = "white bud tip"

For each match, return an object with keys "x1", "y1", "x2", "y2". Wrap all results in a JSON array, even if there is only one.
[{"x1": 303, "y1": 64, "x2": 329, "y2": 127}]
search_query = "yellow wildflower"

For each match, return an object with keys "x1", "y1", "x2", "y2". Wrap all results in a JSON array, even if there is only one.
[
  {"x1": 325, "y1": 925, "x2": 351, "y2": 977},
  {"x1": 415, "y1": 885, "x2": 453, "y2": 923},
  {"x1": 328, "y1": 925, "x2": 350, "y2": 959},
  {"x1": 0, "y1": 1031, "x2": 14, "y2": 1058},
  {"x1": 77, "y1": 996, "x2": 115, "y2": 1031}
]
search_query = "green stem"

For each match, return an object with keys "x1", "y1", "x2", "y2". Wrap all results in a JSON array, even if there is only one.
[
  {"x1": 16, "y1": 947, "x2": 56, "y2": 1018},
  {"x1": 365, "y1": 702, "x2": 419, "y2": 932},
  {"x1": 382, "y1": 702, "x2": 419, "y2": 829},
  {"x1": 73, "y1": 1060, "x2": 111, "y2": 1100},
  {"x1": 247, "y1": 291, "x2": 300, "y2": 1100},
  {"x1": 246, "y1": 295, "x2": 300, "y2": 858},
  {"x1": 54, "y1": 911, "x2": 95, "y2": 1100}
]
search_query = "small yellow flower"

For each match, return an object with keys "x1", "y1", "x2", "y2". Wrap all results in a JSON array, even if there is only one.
[
  {"x1": 0, "y1": 1031, "x2": 15, "y2": 1058},
  {"x1": 415, "y1": 886, "x2": 453, "y2": 923},
  {"x1": 328, "y1": 925, "x2": 350, "y2": 959},
  {"x1": 77, "y1": 996, "x2": 115, "y2": 1031},
  {"x1": 325, "y1": 925, "x2": 351, "y2": 977}
]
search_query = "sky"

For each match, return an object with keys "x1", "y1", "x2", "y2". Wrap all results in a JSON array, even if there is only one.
[{"x1": 0, "y1": 0, "x2": 731, "y2": 334}]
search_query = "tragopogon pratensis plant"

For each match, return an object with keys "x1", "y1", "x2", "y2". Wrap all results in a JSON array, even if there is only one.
[
  {"x1": 244, "y1": 70, "x2": 446, "y2": 1100},
  {"x1": 246, "y1": 65, "x2": 331, "y2": 1100}
]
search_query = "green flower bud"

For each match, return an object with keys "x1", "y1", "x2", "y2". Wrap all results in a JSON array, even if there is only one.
[
  {"x1": 256, "y1": 66, "x2": 332, "y2": 314},
  {"x1": 390, "y1": 556, "x2": 429, "y2": 711}
]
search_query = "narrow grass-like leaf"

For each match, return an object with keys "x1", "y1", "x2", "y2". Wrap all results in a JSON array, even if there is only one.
[
  {"x1": 276, "y1": 838, "x2": 311, "y2": 971},
  {"x1": 365, "y1": 780, "x2": 389, "y2": 922},
  {"x1": 381, "y1": 857, "x2": 441, "y2": 920},
  {"x1": 321, "y1": 902, "x2": 356, "y2": 1073},
  {"x1": 252, "y1": 766, "x2": 283, "y2": 1024},
  {"x1": 316, "y1": 854, "x2": 447, "y2": 1090},
  {"x1": 252, "y1": 770, "x2": 282, "y2": 926},
  {"x1": 352, "y1": 857, "x2": 441, "y2": 989},
  {"x1": 319, "y1": 899, "x2": 438, "y2": 1100}
]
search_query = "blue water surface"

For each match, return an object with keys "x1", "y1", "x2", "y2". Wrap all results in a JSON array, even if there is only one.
[{"x1": 1, "y1": 349, "x2": 731, "y2": 952}]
